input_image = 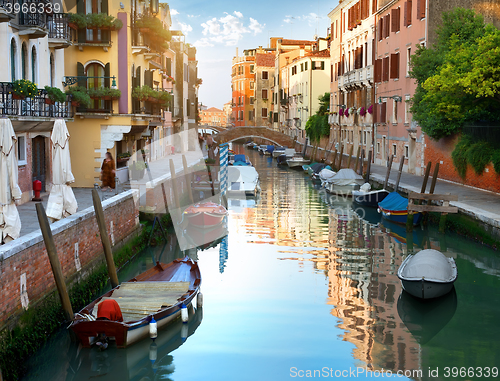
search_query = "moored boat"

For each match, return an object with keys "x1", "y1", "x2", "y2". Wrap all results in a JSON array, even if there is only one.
[
  {"x1": 324, "y1": 168, "x2": 364, "y2": 196},
  {"x1": 352, "y1": 183, "x2": 390, "y2": 208},
  {"x1": 272, "y1": 147, "x2": 286, "y2": 158},
  {"x1": 70, "y1": 256, "x2": 201, "y2": 348},
  {"x1": 227, "y1": 165, "x2": 260, "y2": 196},
  {"x1": 287, "y1": 156, "x2": 310, "y2": 168},
  {"x1": 184, "y1": 201, "x2": 227, "y2": 227},
  {"x1": 378, "y1": 191, "x2": 422, "y2": 226},
  {"x1": 398, "y1": 249, "x2": 457, "y2": 299}
]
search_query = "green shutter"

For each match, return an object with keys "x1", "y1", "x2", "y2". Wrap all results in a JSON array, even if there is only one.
[
  {"x1": 145, "y1": 70, "x2": 153, "y2": 88},
  {"x1": 136, "y1": 66, "x2": 141, "y2": 87},
  {"x1": 166, "y1": 58, "x2": 171, "y2": 76},
  {"x1": 321, "y1": 61, "x2": 325, "y2": 70},
  {"x1": 77, "y1": 62, "x2": 85, "y2": 87},
  {"x1": 102, "y1": 0, "x2": 108, "y2": 15},
  {"x1": 76, "y1": 0, "x2": 86, "y2": 43},
  {"x1": 104, "y1": 63, "x2": 110, "y2": 88}
]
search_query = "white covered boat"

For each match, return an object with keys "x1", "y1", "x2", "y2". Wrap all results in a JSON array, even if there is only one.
[
  {"x1": 318, "y1": 168, "x2": 336, "y2": 184},
  {"x1": 398, "y1": 249, "x2": 457, "y2": 299},
  {"x1": 324, "y1": 168, "x2": 364, "y2": 196},
  {"x1": 226, "y1": 166, "x2": 261, "y2": 197}
]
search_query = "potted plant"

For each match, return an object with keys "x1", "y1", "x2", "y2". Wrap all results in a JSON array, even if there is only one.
[
  {"x1": 367, "y1": 104, "x2": 374, "y2": 115},
  {"x1": 11, "y1": 79, "x2": 37, "y2": 99},
  {"x1": 359, "y1": 106, "x2": 366, "y2": 117},
  {"x1": 68, "y1": 13, "x2": 123, "y2": 30},
  {"x1": 44, "y1": 86, "x2": 66, "y2": 104},
  {"x1": 130, "y1": 161, "x2": 146, "y2": 180},
  {"x1": 132, "y1": 85, "x2": 155, "y2": 102},
  {"x1": 117, "y1": 151, "x2": 131, "y2": 163},
  {"x1": 66, "y1": 86, "x2": 92, "y2": 108}
]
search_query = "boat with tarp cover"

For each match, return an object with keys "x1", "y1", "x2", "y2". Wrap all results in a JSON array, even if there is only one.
[
  {"x1": 70, "y1": 257, "x2": 201, "y2": 348},
  {"x1": 378, "y1": 191, "x2": 422, "y2": 226}
]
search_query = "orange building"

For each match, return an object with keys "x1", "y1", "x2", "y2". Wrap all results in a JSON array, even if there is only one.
[
  {"x1": 199, "y1": 107, "x2": 227, "y2": 127},
  {"x1": 231, "y1": 48, "x2": 256, "y2": 126}
]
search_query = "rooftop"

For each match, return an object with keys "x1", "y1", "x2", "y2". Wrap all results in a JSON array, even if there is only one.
[{"x1": 255, "y1": 53, "x2": 275, "y2": 67}]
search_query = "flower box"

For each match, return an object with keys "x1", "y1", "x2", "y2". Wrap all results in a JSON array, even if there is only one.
[
  {"x1": 71, "y1": 100, "x2": 81, "y2": 107},
  {"x1": 12, "y1": 93, "x2": 25, "y2": 100},
  {"x1": 44, "y1": 98, "x2": 55, "y2": 105}
]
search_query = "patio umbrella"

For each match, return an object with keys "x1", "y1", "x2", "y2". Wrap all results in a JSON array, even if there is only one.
[
  {"x1": 46, "y1": 119, "x2": 78, "y2": 221},
  {"x1": 0, "y1": 118, "x2": 22, "y2": 243}
]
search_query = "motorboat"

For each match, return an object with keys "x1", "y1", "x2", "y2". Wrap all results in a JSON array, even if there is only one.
[
  {"x1": 272, "y1": 147, "x2": 286, "y2": 158},
  {"x1": 183, "y1": 201, "x2": 228, "y2": 228},
  {"x1": 398, "y1": 249, "x2": 458, "y2": 299},
  {"x1": 286, "y1": 155, "x2": 310, "y2": 168},
  {"x1": 264, "y1": 145, "x2": 275, "y2": 156},
  {"x1": 70, "y1": 257, "x2": 201, "y2": 348},
  {"x1": 324, "y1": 168, "x2": 364, "y2": 196},
  {"x1": 378, "y1": 192, "x2": 422, "y2": 226},
  {"x1": 227, "y1": 165, "x2": 261, "y2": 196},
  {"x1": 352, "y1": 183, "x2": 390, "y2": 208},
  {"x1": 318, "y1": 168, "x2": 336, "y2": 185},
  {"x1": 230, "y1": 154, "x2": 252, "y2": 166},
  {"x1": 257, "y1": 144, "x2": 268, "y2": 154}
]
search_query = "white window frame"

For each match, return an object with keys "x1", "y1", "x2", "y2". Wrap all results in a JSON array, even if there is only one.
[
  {"x1": 406, "y1": 47, "x2": 411, "y2": 77},
  {"x1": 405, "y1": 145, "x2": 409, "y2": 158},
  {"x1": 17, "y1": 133, "x2": 27, "y2": 166},
  {"x1": 405, "y1": 95, "x2": 411, "y2": 124},
  {"x1": 393, "y1": 99, "x2": 398, "y2": 124},
  {"x1": 393, "y1": 143, "x2": 397, "y2": 157}
]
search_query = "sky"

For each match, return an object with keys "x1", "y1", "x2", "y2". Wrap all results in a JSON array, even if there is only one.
[{"x1": 164, "y1": 0, "x2": 339, "y2": 109}]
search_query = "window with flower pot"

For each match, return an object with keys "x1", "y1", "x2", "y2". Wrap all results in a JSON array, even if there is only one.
[
  {"x1": 10, "y1": 39, "x2": 16, "y2": 82},
  {"x1": 31, "y1": 46, "x2": 37, "y2": 84},
  {"x1": 21, "y1": 43, "x2": 28, "y2": 80},
  {"x1": 86, "y1": 62, "x2": 105, "y2": 110}
]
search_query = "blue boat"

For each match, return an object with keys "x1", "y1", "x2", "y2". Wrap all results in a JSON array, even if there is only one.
[
  {"x1": 378, "y1": 192, "x2": 422, "y2": 226},
  {"x1": 232, "y1": 154, "x2": 252, "y2": 166}
]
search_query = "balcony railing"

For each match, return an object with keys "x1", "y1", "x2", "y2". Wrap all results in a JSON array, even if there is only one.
[
  {"x1": 47, "y1": 13, "x2": 71, "y2": 41},
  {"x1": 0, "y1": 82, "x2": 71, "y2": 118},
  {"x1": 18, "y1": 1, "x2": 47, "y2": 28}
]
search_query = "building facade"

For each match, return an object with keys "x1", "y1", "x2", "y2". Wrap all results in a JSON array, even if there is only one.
[
  {"x1": 199, "y1": 107, "x2": 227, "y2": 127},
  {"x1": 254, "y1": 52, "x2": 275, "y2": 127},
  {"x1": 231, "y1": 48, "x2": 255, "y2": 127}
]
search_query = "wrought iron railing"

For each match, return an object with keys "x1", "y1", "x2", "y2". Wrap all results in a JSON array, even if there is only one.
[
  {"x1": 47, "y1": 13, "x2": 70, "y2": 40},
  {"x1": 0, "y1": 82, "x2": 71, "y2": 118},
  {"x1": 18, "y1": 1, "x2": 48, "y2": 28}
]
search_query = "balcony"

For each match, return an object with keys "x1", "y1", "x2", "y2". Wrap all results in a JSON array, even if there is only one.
[
  {"x1": 17, "y1": 1, "x2": 48, "y2": 38},
  {"x1": 0, "y1": 0, "x2": 15, "y2": 22},
  {"x1": 340, "y1": 66, "x2": 374, "y2": 90},
  {"x1": 0, "y1": 82, "x2": 71, "y2": 118},
  {"x1": 47, "y1": 13, "x2": 71, "y2": 49}
]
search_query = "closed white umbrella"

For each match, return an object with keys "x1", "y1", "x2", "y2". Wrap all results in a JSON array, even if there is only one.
[
  {"x1": 46, "y1": 119, "x2": 78, "y2": 221},
  {"x1": 0, "y1": 118, "x2": 22, "y2": 243}
]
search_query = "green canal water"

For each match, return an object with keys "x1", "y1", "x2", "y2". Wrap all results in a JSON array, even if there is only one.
[{"x1": 23, "y1": 147, "x2": 500, "y2": 380}]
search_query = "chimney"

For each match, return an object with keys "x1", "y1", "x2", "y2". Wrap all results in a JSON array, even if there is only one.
[{"x1": 236, "y1": 47, "x2": 239, "y2": 57}]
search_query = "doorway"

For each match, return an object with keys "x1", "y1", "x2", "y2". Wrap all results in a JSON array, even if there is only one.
[
  {"x1": 32, "y1": 136, "x2": 46, "y2": 192},
  {"x1": 408, "y1": 136, "x2": 416, "y2": 174}
]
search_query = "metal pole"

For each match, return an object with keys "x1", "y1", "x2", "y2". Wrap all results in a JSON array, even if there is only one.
[
  {"x1": 35, "y1": 203, "x2": 74, "y2": 320},
  {"x1": 383, "y1": 154, "x2": 394, "y2": 190},
  {"x1": 182, "y1": 155, "x2": 194, "y2": 204},
  {"x1": 394, "y1": 155, "x2": 405, "y2": 192},
  {"x1": 91, "y1": 189, "x2": 119, "y2": 288}
]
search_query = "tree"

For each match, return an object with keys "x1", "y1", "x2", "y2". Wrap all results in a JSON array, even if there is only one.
[
  {"x1": 410, "y1": 8, "x2": 500, "y2": 140},
  {"x1": 305, "y1": 92, "x2": 330, "y2": 142}
]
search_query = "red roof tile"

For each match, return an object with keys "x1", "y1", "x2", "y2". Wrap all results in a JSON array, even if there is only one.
[
  {"x1": 255, "y1": 53, "x2": 275, "y2": 67},
  {"x1": 280, "y1": 39, "x2": 315, "y2": 46},
  {"x1": 304, "y1": 50, "x2": 330, "y2": 57}
]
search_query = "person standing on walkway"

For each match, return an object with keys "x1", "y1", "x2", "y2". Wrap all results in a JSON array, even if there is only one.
[{"x1": 100, "y1": 152, "x2": 115, "y2": 191}]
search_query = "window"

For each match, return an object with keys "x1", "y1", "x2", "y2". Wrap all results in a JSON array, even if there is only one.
[
  {"x1": 250, "y1": 64, "x2": 255, "y2": 73},
  {"x1": 405, "y1": 95, "x2": 411, "y2": 124},
  {"x1": 393, "y1": 99, "x2": 398, "y2": 123},
  {"x1": 377, "y1": 142, "x2": 380, "y2": 153},
  {"x1": 404, "y1": 0, "x2": 412, "y2": 27},
  {"x1": 406, "y1": 47, "x2": 411, "y2": 77},
  {"x1": 250, "y1": 96, "x2": 254, "y2": 105},
  {"x1": 393, "y1": 144, "x2": 397, "y2": 156},
  {"x1": 17, "y1": 134, "x2": 26, "y2": 166},
  {"x1": 249, "y1": 110, "x2": 254, "y2": 121},
  {"x1": 391, "y1": 8, "x2": 401, "y2": 33},
  {"x1": 250, "y1": 81, "x2": 254, "y2": 89},
  {"x1": 86, "y1": 62, "x2": 106, "y2": 110},
  {"x1": 31, "y1": 46, "x2": 37, "y2": 83},
  {"x1": 21, "y1": 43, "x2": 28, "y2": 80},
  {"x1": 390, "y1": 53, "x2": 400, "y2": 79},
  {"x1": 262, "y1": 89, "x2": 268, "y2": 99},
  {"x1": 405, "y1": 145, "x2": 409, "y2": 158},
  {"x1": 305, "y1": 62, "x2": 308, "y2": 71},
  {"x1": 363, "y1": 131, "x2": 367, "y2": 145},
  {"x1": 417, "y1": 0, "x2": 426, "y2": 20},
  {"x1": 301, "y1": 63, "x2": 304, "y2": 72},
  {"x1": 262, "y1": 108, "x2": 268, "y2": 118},
  {"x1": 382, "y1": 56, "x2": 389, "y2": 81},
  {"x1": 85, "y1": 0, "x2": 103, "y2": 42},
  {"x1": 50, "y1": 53, "x2": 55, "y2": 87},
  {"x1": 262, "y1": 71, "x2": 268, "y2": 79},
  {"x1": 10, "y1": 39, "x2": 16, "y2": 81}
]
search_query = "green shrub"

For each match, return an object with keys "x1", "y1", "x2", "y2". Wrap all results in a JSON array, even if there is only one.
[
  {"x1": 44, "y1": 86, "x2": 66, "y2": 103},
  {"x1": 466, "y1": 141, "x2": 492, "y2": 175},
  {"x1": 492, "y1": 149, "x2": 500, "y2": 175},
  {"x1": 451, "y1": 135, "x2": 471, "y2": 179}
]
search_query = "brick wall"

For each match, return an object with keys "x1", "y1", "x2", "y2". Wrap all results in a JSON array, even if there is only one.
[
  {"x1": 0, "y1": 190, "x2": 139, "y2": 326},
  {"x1": 425, "y1": 135, "x2": 500, "y2": 193}
]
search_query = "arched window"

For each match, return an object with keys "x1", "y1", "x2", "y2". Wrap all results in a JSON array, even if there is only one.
[
  {"x1": 50, "y1": 54, "x2": 55, "y2": 87},
  {"x1": 21, "y1": 43, "x2": 28, "y2": 80},
  {"x1": 86, "y1": 62, "x2": 105, "y2": 110},
  {"x1": 31, "y1": 46, "x2": 37, "y2": 83},
  {"x1": 10, "y1": 39, "x2": 16, "y2": 82}
]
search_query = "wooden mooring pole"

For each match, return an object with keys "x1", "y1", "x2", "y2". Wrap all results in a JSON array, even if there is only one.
[
  {"x1": 337, "y1": 145, "x2": 344, "y2": 170},
  {"x1": 394, "y1": 156, "x2": 405, "y2": 192},
  {"x1": 383, "y1": 155, "x2": 394, "y2": 190},
  {"x1": 421, "y1": 162, "x2": 432, "y2": 193},
  {"x1": 429, "y1": 163, "x2": 440, "y2": 194},
  {"x1": 92, "y1": 189, "x2": 119, "y2": 288},
  {"x1": 347, "y1": 145, "x2": 354, "y2": 169},
  {"x1": 36, "y1": 203, "x2": 74, "y2": 320},
  {"x1": 359, "y1": 149, "x2": 365, "y2": 176},
  {"x1": 365, "y1": 150, "x2": 372, "y2": 182}
]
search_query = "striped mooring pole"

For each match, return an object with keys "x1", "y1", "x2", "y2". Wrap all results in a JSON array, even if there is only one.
[{"x1": 219, "y1": 143, "x2": 229, "y2": 196}]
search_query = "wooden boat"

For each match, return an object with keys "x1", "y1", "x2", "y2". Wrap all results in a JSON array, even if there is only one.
[
  {"x1": 227, "y1": 166, "x2": 260, "y2": 196},
  {"x1": 272, "y1": 147, "x2": 286, "y2": 158},
  {"x1": 378, "y1": 192, "x2": 422, "y2": 226},
  {"x1": 398, "y1": 249, "x2": 457, "y2": 299},
  {"x1": 184, "y1": 201, "x2": 227, "y2": 227},
  {"x1": 70, "y1": 256, "x2": 201, "y2": 348},
  {"x1": 352, "y1": 183, "x2": 390, "y2": 208}
]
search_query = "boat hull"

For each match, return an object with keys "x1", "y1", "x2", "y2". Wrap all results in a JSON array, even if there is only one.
[
  {"x1": 400, "y1": 279, "x2": 455, "y2": 300},
  {"x1": 380, "y1": 208, "x2": 422, "y2": 226},
  {"x1": 185, "y1": 212, "x2": 225, "y2": 227},
  {"x1": 353, "y1": 189, "x2": 390, "y2": 208},
  {"x1": 324, "y1": 183, "x2": 360, "y2": 196},
  {"x1": 287, "y1": 159, "x2": 310, "y2": 168},
  {"x1": 273, "y1": 150, "x2": 285, "y2": 158}
]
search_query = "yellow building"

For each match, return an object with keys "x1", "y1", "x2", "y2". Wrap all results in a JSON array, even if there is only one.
[{"x1": 64, "y1": 0, "x2": 189, "y2": 187}]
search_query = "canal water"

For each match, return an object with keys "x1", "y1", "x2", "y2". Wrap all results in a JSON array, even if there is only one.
[{"x1": 23, "y1": 146, "x2": 500, "y2": 381}]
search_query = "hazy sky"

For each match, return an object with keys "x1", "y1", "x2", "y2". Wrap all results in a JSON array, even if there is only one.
[{"x1": 165, "y1": 0, "x2": 338, "y2": 109}]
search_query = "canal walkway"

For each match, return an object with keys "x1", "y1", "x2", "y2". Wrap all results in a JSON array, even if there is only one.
[
  {"x1": 16, "y1": 150, "x2": 204, "y2": 237},
  {"x1": 368, "y1": 162, "x2": 500, "y2": 230}
]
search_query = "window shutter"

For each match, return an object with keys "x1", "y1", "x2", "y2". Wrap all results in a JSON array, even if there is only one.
[
  {"x1": 374, "y1": 59, "x2": 382, "y2": 82},
  {"x1": 76, "y1": 0, "x2": 86, "y2": 43},
  {"x1": 385, "y1": 14, "x2": 390, "y2": 38},
  {"x1": 390, "y1": 53, "x2": 399, "y2": 79},
  {"x1": 77, "y1": 62, "x2": 85, "y2": 87},
  {"x1": 136, "y1": 66, "x2": 141, "y2": 87},
  {"x1": 104, "y1": 63, "x2": 110, "y2": 88},
  {"x1": 321, "y1": 61, "x2": 325, "y2": 70},
  {"x1": 407, "y1": 0, "x2": 412, "y2": 25},
  {"x1": 102, "y1": 0, "x2": 109, "y2": 14},
  {"x1": 166, "y1": 58, "x2": 172, "y2": 76},
  {"x1": 404, "y1": 2, "x2": 408, "y2": 26},
  {"x1": 360, "y1": 45, "x2": 364, "y2": 68},
  {"x1": 383, "y1": 56, "x2": 389, "y2": 81},
  {"x1": 378, "y1": 19, "x2": 383, "y2": 41},
  {"x1": 381, "y1": 102, "x2": 387, "y2": 123},
  {"x1": 391, "y1": 9, "x2": 396, "y2": 32},
  {"x1": 416, "y1": 0, "x2": 425, "y2": 19}
]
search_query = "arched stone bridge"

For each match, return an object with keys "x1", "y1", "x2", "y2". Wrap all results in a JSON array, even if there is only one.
[
  {"x1": 215, "y1": 126, "x2": 295, "y2": 147},
  {"x1": 198, "y1": 125, "x2": 226, "y2": 133}
]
